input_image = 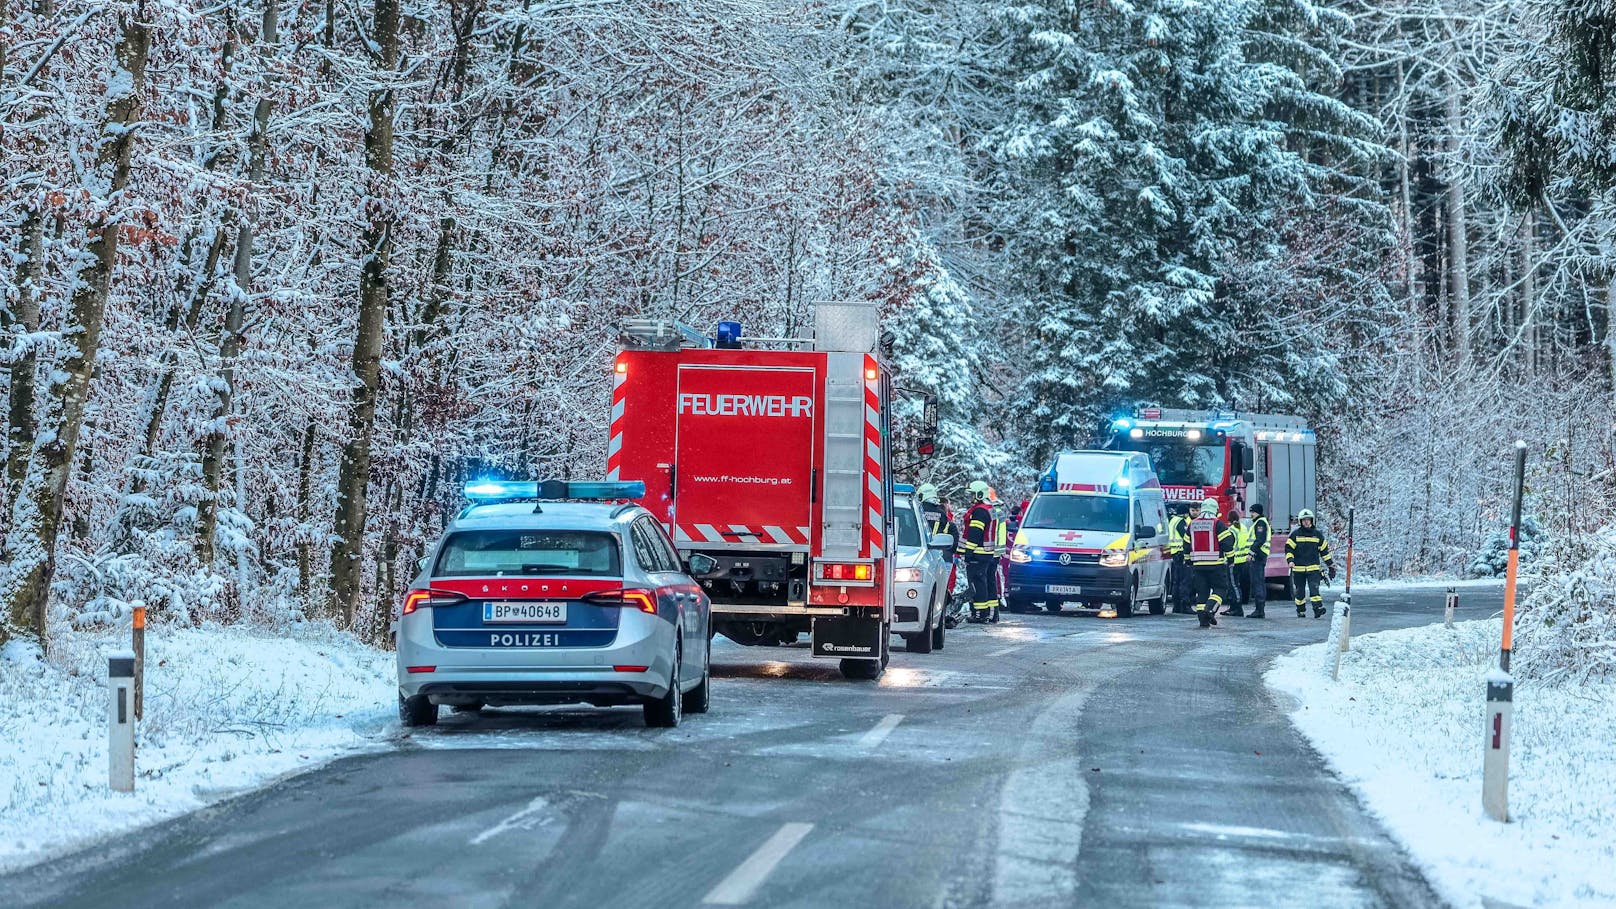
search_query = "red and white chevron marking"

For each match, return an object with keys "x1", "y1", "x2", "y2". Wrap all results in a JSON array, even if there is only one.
[
  {"x1": 863, "y1": 354, "x2": 884, "y2": 559},
  {"x1": 675, "y1": 523, "x2": 812, "y2": 545},
  {"x1": 606, "y1": 364, "x2": 627, "y2": 480}
]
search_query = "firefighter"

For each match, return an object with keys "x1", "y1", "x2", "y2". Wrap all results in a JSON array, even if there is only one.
[
  {"x1": 1227, "y1": 508, "x2": 1249, "y2": 616},
  {"x1": 1246, "y1": 504, "x2": 1270, "y2": 618},
  {"x1": 1167, "y1": 504, "x2": 1193, "y2": 614},
  {"x1": 1286, "y1": 508, "x2": 1334, "y2": 618},
  {"x1": 961, "y1": 480, "x2": 1000, "y2": 624},
  {"x1": 1187, "y1": 498, "x2": 1236, "y2": 628},
  {"x1": 919, "y1": 483, "x2": 951, "y2": 543}
]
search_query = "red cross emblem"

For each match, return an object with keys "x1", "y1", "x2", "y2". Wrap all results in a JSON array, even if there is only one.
[{"x1": 1058, "y1": 531, "x2": 1081, "y2": 541}]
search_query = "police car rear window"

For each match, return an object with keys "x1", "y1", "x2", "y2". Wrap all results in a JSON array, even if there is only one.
[
  {"x1": 1023, "y1": 495, "x2": 1129, "y2": 533},
  {"x1": 433, "y1": 530, "x2": 621, "y2": 577}
]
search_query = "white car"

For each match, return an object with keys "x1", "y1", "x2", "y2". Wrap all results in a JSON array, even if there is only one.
[{"x1": 890, "y1": 491, "x2": 953, "y2": 653}]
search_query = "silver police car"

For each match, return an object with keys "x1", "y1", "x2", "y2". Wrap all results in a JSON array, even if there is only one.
[{"x1": 396, "y1": 481, "x2": 712, "y2": 728}]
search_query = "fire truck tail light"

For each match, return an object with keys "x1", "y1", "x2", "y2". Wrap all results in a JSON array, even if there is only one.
[
  {"x1": 614, "y1": 360, "x2": 628, "y2": 374},
  {"x1": 864, "y1": 367, "x2": 878, "y2": 381},
  {"x1": 814, "y1": 562, "x2": 874, "y2": 584}
]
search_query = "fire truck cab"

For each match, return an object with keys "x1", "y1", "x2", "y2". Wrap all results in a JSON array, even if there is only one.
[
  {"x1": 1106, "y1": 408, "x2": 1317, "y2": 582},
  {"x1": 608, "y1": 304, "x2": 896, "y2": 680}
]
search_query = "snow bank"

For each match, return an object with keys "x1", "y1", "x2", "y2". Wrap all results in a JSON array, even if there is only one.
[
  {"x1": 1345, "y1": 576, "x2": 1505, "y2": 591},
  {"x1": 1267, "y1": 619, "x2": 1616, "y2": 909},
  {"x1": 0, "y1": 623, "x2": 394, "y2": 872}
]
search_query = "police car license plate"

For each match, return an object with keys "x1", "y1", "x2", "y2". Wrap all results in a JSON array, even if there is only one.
[
  {"x1": 1046, "y1": 584, "x2": 1082, "y2": 595},
  {"x1": 483, "y1": 601, "x2": 566, "y2": 624}
]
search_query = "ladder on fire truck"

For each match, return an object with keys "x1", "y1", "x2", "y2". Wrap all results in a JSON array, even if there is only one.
[{"x1": 816, "y1": 302, "x2": 880, "y2": 560}]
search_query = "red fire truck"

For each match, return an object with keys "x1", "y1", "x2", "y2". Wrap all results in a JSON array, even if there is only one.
[
  {"x1": 1106, "y1": 408, "x2": 1317, "y2": 582},
  {"x1": 606, "y1": 304, "x2": 897, "y2": 680}
]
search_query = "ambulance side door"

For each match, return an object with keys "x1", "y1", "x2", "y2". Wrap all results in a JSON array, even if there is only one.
[{"x1": 1138, "y1": 494, "x2": 1170, "y2": 595}]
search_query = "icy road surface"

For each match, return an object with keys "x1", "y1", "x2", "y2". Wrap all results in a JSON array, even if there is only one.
[{"x1": 3, "y1": 586, "x2": 1485, "y2": 908}]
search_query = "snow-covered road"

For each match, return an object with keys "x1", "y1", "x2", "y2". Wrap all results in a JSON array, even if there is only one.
[{"x1": 2, "y1": 585, "x2": 1481, "y2": 908}]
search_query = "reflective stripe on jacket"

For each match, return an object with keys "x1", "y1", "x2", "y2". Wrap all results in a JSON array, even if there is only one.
[
  {"x1": 1285, "y1": 525, "x2": 1332, "y2": 571},
  {"x1": 1251, "y1": 516, "x2": 1271, "y2": 558}
]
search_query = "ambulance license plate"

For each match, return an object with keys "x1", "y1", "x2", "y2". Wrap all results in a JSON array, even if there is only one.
[
  {"x1": 1046, "y1": 584, "x2": 1082, "y2": 595},
  {"x1": 483, "y1": 601, "x2": 566, "y2": 624}
]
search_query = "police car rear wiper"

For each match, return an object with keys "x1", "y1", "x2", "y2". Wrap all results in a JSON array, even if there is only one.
[{"x1": 520, "y1": 564, "x2": 579, "y2": 573}]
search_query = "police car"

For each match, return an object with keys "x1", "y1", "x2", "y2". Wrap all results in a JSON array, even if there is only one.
[{"x1": 396, "y1": 480, "x2": 712, "y2": 728}]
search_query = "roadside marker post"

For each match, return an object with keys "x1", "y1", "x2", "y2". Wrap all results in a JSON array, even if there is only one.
[
  {"x1": 132, "y1": 603, "x2": 146, "y2": 720},
  {"x1": 1326, "y1": 599, "x2": 1350, "y2": 680},
  {"x1": 1444, "y1": 588, "x2": 1457, "y2": 629},
  {"x1": 1338, "y1": 508, "x2": 1354, "y2": 651},
  {"x1": 108, "y1": 651, "x2": 136, "y2": 792},
  {"x1": 1483, "y1": 441, "x2": 1526, "y2": 823}
]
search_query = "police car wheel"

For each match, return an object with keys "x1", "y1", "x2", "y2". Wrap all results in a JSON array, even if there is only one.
[
  {"x1": 683, "y1": 638, "x2": 711, "y2": 714},
  {"x1": 398, "y1": 693, "x2": 438, "y2": 728},
  {"x1": 931, "y1": 609, "x2": 946, "y2": 650},
  {"x1": 644, "y1": 639, "x2": 683, "y2": 728}
]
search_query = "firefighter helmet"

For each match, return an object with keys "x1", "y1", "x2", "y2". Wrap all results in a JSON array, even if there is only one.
[
  {"x1": 1199, "y1": 498, "x2": 1219, "y2": 517},
  {"x1": 1298, "y1": 508, "x2": 1315, "y2": 522},
  {"x1": 968, "y1": 480, "x2": 990, "y2": 500},
  {"x1": 918, "y1": 482, "x2": 939, "y2": 503}
]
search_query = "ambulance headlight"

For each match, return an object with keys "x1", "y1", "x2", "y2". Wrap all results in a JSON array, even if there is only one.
[
  {"x1": 893, "y1": 567, "x2": 923, "y2": 584},
  {"x1": 1009, "y1": 546, "x2": 1033, "y2": 564},
  {"x1": 1099, "y1": 550, "x2": 1128, "y2": 568}
]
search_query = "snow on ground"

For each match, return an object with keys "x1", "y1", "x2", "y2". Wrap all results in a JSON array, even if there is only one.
[
  {"x1": 0, "y1": 622, "x2": 395, "y2": 873},
  {"x1": 1346, "y1": 576, "x2": 1507, "y2": 591},
  {"x1": 1267, "y1": 618, "x2": 1616, "y2": 909}
]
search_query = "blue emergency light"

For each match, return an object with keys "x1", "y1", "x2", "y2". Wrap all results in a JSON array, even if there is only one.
[
  {"x1": 463, "y1": 480, "x2": 646, "y2": 502},
  {"x1": 894, "y1": 483, "x2": 916, "y2": 495},
  {"x1": 715, "y1": 321, "x2": 743, "y2": 349},
  {"x1": 1039, "y1": 469, "x2": 1057, "y2": 492}
]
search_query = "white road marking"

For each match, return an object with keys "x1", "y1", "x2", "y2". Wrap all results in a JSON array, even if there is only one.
[
  {"x1": 858, "y1": 714, "x2": 904, "y2": 748},
  {"x1": 469, "y1": 795, "x2": 550, "y2": 845},
  {"x1": 987, "y1": 646, "x2": 1022, "y2": 658},
  {"x1": 703, "y1": 822, "x2": 814, "y2": 905}
]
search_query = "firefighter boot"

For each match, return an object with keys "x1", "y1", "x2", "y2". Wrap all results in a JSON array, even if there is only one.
[
  {"x1": 1195, "y1": 607, "x2": 1211, "y2": 629},
  {"x1": 987, "y1": 606, "x2": 1000, "y2": 624},
  {"x1": 1312, "y1": 602, "x2": 1326, "y2": 619}
]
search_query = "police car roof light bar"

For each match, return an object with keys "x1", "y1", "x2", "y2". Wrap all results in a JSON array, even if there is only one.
[{"x1": 462, "y1": 480, "x2": 646, "y2": 503}]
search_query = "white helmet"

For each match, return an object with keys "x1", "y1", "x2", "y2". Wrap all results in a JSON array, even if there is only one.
[
  {"x1": 968, "y1": 480, "x2": 990, "y2": 500},
  {"x1": 1199, "y1": 498, "x2": 1219, "y2": 518},
  {"x1": 918, "y1": 483, "x2": 939, "y2": 503}
]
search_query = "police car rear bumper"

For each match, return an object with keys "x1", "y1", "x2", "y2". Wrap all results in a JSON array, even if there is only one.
[
  {"x1": 1007, "y1": 563, "x2": 1130, "y2": 601},
  {"x1": 396, "y1": 610, "x2": 675, "y2": 704}
]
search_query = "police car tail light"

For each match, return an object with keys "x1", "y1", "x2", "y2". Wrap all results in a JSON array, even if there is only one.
[
  {"x1": 813, "y1": 561, "x2": 874, "y2": 585},
  {"x1": 613, "y1": 665, "x2": 649, "y2": 673},
  {"x1": 402, "y1": 588, "x2": 466, "y2": 615},
  {"x1": 1099, "y1": 550, "x2": 1127, "y2": 567},
  {"x1": 582, "y1": 588, "x2": 658, "y2": 614}
]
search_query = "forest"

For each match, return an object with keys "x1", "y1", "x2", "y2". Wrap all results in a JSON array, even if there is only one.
[{"x1": 2, "y1": 0, "x2": 1613, "y2": 676}]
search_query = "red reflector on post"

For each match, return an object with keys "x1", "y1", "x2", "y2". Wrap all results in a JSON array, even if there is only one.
[
  {"x1": 405, "y1": 666, "x2": 435, "y2": 674},
  {"x1": 613, "y1": 665, "x2": 649, "y2": 673}
]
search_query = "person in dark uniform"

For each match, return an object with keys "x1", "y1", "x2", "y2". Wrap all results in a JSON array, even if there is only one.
[
  {"x1": 1286, "y1": 509, "x2": 1334, "y2": 618},
  {"x1": 1187, "y1": 498, "x2": 1236, "y2": 629}
]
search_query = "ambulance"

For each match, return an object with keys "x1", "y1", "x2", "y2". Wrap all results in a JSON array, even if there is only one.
[
  {"x1": 606, "y1": 303, "x2": 899, "y2": 680},
  {"x1": 1005, "y1": 451, "x2": 1170, "y2": 617}
]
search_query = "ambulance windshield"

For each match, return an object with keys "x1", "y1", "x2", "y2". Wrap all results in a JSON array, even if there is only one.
[
  {"x1": 1022, "y1": 494, "x2": 1129, "y2": 533},
  {"x1": 1118, "y1": 440, "x2": 1225, "y2": 488}
]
